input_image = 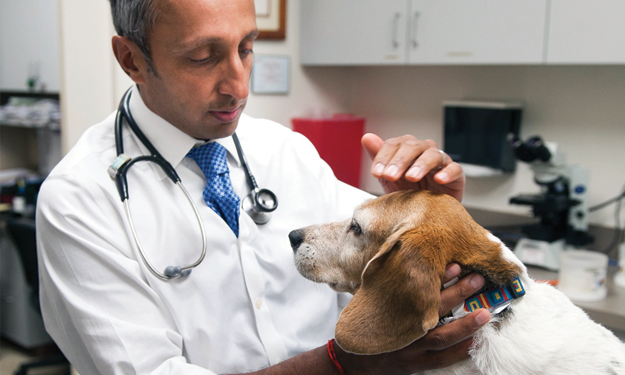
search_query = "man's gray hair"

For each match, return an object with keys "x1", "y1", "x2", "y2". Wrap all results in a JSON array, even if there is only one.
[{"x1": 109, "y1": 0, "x2": 159, "y2": 60}]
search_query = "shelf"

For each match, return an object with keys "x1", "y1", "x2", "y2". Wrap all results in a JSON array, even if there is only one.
[{"x1": 0, "y1": 121, "x2": 60, "y2": 131}]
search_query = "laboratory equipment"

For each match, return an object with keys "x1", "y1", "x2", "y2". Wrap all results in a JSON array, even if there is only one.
[
  {"x1": 509, "y1": 136, "x2": 593, "y2": 270},
  {"x1": 444, "y1": 101, "x2": 522, "y2": 175}
]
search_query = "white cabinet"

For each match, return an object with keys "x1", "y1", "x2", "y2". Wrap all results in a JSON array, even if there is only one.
[
  {"x1": 546, "y1": 0, "x2": 625, "y2": 64},
  {"x1": 300, "y1": 0, "x2": 408, "y2": 65},
  {"x1": 408, "y1": 0, "x2": 547, "y2": 64},
  {"x1": 300, "y1": 1, "x2": 624, "y2": 66},
  {"x1": 300, "y1": 0, "x2": 547, "y2": 66}
]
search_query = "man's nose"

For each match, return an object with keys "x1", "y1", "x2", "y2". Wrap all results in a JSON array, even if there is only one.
[
  {"x1": 288, "y1": 229, "x2": 305, "y2": 252},
  {"x1": 218, "y1": 54, "x2": 250, "y2": 100}
]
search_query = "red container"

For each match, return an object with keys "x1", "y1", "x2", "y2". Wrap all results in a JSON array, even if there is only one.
[{"x1": 292, "y1": 115, "x2": 365, "y2": 188}]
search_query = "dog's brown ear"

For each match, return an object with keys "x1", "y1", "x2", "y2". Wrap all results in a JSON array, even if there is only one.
[{"x1": 335, "y1": 226, "x2": 441, "y2": 354}]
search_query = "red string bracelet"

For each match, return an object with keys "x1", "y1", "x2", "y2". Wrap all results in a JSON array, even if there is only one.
[{"x1": 327, "y1": 339, "x2": 347, "y2": 375}]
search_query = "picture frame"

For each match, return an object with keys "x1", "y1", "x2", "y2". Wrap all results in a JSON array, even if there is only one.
[
  {"x1": 255, "y1": 0, "x2": 287, "y2": 40},
  {"x1": 252, "y1": 55, "x2": 290, "y2": 95}
]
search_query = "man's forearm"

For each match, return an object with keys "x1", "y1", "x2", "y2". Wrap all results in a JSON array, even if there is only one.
[
  {"x1": 229, "y1": 345, "x2": 342, "y2": 375},
  {"x1": 227, "y1": 270, "x2": 487, "y2": 375}
]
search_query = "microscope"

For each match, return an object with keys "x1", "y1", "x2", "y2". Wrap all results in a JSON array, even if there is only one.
[{"x1": 509, "y1": 136, "x2": 593, "y2": 270}]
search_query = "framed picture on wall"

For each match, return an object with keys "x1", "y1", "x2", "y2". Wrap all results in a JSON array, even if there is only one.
[
  {"x1": 255, "y1": 0, "x2": 286, "y2": 40},
  {"x1": 251, "y1": 55, "x2": 290, "y2": 95}
]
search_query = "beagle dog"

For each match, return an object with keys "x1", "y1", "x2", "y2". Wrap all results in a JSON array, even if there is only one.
[{"x1": 289, "y1": 190, "x2": 625, "y2": 375}]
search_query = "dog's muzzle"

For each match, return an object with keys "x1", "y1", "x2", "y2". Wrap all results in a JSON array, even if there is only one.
[{"x1": 288, "y1": 229, "x2": 305, "y2": 252}]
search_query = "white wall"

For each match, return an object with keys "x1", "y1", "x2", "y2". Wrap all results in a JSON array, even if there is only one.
[
  {"x1": 0, "y1": 0, "x2": 60, "y2": 91},
  {"x1": 56, "y1": 0, "x2": 624, "y2": 229},
  {"x1": 349, "y1": 65, "x2": 625, "y2": 228},
  {"x1": 56, "y1": 0, "x2": 131, "y2": 152}
]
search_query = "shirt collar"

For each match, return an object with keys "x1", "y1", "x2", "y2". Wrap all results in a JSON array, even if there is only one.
[
  {"x1": 215, "y1": 135, "x2": 241, "y2": 167},
  {"x1": 127, "y1": 85, "x2": 241, "y2": 179}
]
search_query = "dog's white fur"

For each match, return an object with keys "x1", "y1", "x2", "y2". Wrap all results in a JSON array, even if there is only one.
[{"x1": 291, "y1": 190, "x2": 625, "y2": 375}]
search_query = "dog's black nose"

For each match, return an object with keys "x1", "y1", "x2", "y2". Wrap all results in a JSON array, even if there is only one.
[{"x1": 288, "y1": 229, "x2": 304, "y2": 252}]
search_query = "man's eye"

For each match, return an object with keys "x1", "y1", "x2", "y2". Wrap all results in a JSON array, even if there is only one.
[
  {"x1": 349, "y1": 220, "x2": 362, "y2": 236},
  {"x1": 189, "y1": 55, "x2": 217, "y2": 64}
]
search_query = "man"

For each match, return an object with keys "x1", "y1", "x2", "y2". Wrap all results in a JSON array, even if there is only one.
[{"x1": 36, "y1": 0, "x2": 489, "y2": 373}]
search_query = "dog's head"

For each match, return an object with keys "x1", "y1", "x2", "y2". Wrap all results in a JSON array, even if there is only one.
[{"x1": 289, "y1": 190, "x2": 524, "y2": 354}]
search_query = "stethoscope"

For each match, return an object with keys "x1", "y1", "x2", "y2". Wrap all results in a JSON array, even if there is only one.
[{"x1": 108, "y1": 88, "x2": 278, "y2": 281}]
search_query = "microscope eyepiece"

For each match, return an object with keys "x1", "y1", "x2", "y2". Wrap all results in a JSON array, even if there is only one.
[{"x1": 510, "y1": 135, "x2": 552, "y2": 163}]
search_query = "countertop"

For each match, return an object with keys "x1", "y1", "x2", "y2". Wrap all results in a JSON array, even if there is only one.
[{"x1": 528, "y1": 266, "x2": 625, "y2": 333}]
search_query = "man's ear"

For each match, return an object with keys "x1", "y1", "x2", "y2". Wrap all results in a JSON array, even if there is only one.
[
  {"x1": 111, "y1": 36, "x2": 149, "y2": 84},
  {"x1": 335, "y1": 226, "x2": 441, "y2": 354}
]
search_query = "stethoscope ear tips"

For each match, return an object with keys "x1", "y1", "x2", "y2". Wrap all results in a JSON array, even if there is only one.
[{"x1": 164, "y1": 266, "x2": 192, "y2": 279}]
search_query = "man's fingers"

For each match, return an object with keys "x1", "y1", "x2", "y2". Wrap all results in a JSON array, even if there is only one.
[
  {"x1": 361, "y1": 133, "x2": 384, "y2": 161},
  {"x1": 417, "y1": 309, "x2": 490, "y2": 351},
  {"x1": 363, "y1": 134, "x2": 438, "y2": 181},
  {"x1": 439, "y1": 274, "x2": 485, "y2": 316},
  {"x1": 403, "y1": 147, "x2": 447, "y2": 181},
  {"x1": 441, "y1": 264, "x2": 461, "y2": 285},
  {"x1": 433, "y1": 161, "x2": 464, "y2": 186},
  {"x1": 419, "y1": 338, "x2": 474, "y2": 370},
  {"x1": 371, "y1": 140, "x2": 403, "y2": 178},
  {"x1": 380, "y1": 139, "x2": 435, "y2": 181}
]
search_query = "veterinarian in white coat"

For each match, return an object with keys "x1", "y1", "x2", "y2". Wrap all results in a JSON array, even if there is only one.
[{"x1": 36, "y1": 0, "x2": 491, "y2": 374}]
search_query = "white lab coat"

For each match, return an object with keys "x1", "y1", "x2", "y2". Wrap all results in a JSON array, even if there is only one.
[{"x1": 36, "y1": 87, "x2": 373, "y2": 374}]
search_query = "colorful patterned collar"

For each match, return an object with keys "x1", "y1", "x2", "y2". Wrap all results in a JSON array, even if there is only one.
[{"x1": 439, "y1": 276, "x2": 526, "y2": 326}]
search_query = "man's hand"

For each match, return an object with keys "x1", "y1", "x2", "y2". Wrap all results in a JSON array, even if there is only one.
[
  {"x1": 362, "y1": 133, "x2": 465, "y2": 201},
  {"x1": 239, "y1": 265, "x2": 488, "y2": 375},
  {"x1": 334, "y1": 264, "x2": 489, "y2": 375}
]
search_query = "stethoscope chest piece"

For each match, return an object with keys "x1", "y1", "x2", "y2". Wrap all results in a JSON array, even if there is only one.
[
  {"x1": 233, "y1": 133, "x2": 278, "y2": 225},
  {"x1": 242, "y1": 188, "x2": 278, "y2": 225}
]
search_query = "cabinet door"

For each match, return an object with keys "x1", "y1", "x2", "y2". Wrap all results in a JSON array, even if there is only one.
[
  {"x1": 300, "y1": 0, "x2": 408, "y2": 65},
  {"x1": 408, "y1": 0, "x2": 548, "y2": 64},
  {"x1": 547, "y1": 0, "x2": 625, "y2": 64}
]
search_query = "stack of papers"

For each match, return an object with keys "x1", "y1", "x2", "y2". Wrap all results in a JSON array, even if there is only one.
[{"x1": 0, "y1": 97, "x2": 61, "y2": 130}]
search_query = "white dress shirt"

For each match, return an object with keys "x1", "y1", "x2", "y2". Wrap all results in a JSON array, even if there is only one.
[{"x1": 37, "y1": 86, "x2": 372, "y2": 374}]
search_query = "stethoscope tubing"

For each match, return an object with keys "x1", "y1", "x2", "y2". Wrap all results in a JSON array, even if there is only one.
[
  {"x1": 123, "y1": 181, "x2": 207, "y2": 281},
  {"x1": 113, "y1": 88, "x2": 207, "y2": 280},
  {"x1": 112, "y1": 87, "x2": 277, "y2": 281}
]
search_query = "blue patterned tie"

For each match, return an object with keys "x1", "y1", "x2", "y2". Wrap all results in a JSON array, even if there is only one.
[{"x1": 187, "y1": 142, "x2": 240, "y2": 237}]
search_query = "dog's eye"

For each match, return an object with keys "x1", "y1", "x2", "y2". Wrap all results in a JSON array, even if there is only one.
[{"x1": 349, "y1": 220, "x2": 362, "y2": 236}]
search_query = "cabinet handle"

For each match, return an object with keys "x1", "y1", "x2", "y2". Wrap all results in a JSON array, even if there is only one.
[
  {"x1": 392, "y1": 13, "x2": 401, "y2": 49},
  {"x1": 412, "y1": 12, "x2": 420, "y2": 48}
]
